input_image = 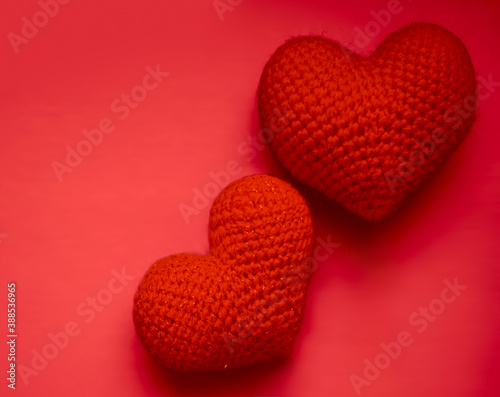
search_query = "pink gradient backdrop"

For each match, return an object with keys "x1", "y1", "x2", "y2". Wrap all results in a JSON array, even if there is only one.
[{"x1": 1, "y1": 0, "x2": 499, "y2": 396}]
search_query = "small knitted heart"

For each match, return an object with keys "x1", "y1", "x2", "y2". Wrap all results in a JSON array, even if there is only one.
[
  {"x1": 133, "y1": 174, "x2": 314, "y2": 371},
  {"x1": 258, "y1": 23, "x2": 477, "y2": 220}
]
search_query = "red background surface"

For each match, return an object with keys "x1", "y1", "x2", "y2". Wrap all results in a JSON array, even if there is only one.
[{"x1": 1, "y1": 0, "x2": 499, "y2": 396}]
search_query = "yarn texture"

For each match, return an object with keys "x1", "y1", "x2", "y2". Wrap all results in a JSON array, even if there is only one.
[
  {"x1": 258, "y1": 22, "x2": 477, "y2": 220},
  {"x1": 133, "y1": 174, "x2": 314, "y2": 371}
]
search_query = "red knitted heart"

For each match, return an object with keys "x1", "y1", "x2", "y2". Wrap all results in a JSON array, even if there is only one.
[
  {"x1": 133, "y1": 174, "x2": 314, "y2": 371},
  {"x1": 258, "y1": 23, "x2": 477, "y2": 220}
]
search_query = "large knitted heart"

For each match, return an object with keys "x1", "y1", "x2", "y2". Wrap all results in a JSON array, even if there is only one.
[
  {"x1": 258, "y1": 23, "x2": 477, "y2": 220},
  {"x1": 133, "y1": 174, "x2": 314, "y2": 371}
]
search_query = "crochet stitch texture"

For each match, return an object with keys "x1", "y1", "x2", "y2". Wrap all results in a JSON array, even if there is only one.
[
  {"x1": 258, "y1": 22, "x2": 477, "y2": 220},
  {"x1": 133, "y1": 174, "x2": 314, "y2": 371}
]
